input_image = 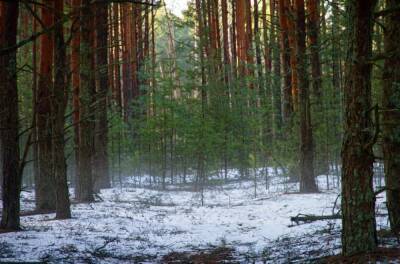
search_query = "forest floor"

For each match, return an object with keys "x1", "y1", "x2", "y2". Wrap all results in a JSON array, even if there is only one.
[{"x1": 0, "y1": 172, "x2": 397, "y2": 263}]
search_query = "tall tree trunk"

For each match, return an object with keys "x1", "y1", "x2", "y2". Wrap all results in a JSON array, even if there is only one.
[
  {"x1": 278, "y1": 0, "x2": 293, "y2": 122},
  {"x1": 307, "y1": 0, "x2": 327, "y2": 176},
  {"x1": 107, "y1": 5, "x2": 115, "y2": 106},
  {"x1": 231, "y1": 0, "x2": 238, "y2": 79},
  {"x1": 295, "y1": 0, "x2": 317, "y2": 193},
  {"x1": 331, "y1": 0, "x2": 343, "y2": 170},
  {"x1": 382, "y1": 0, "x2": 400, "y2": 234},
  {"x1": 270, "y1": 0, "x2": 282, "y2": 137},
  {"x1": 37, "y1": 0, "x2": 56, "y2": 211},
  {"x1": 261, "y1": 0, "x2": 274, "y2": 140},
  {"x1": 236, "y1": 0, "x2": 247, "y2": 75},
  {"x1": 136, "y1": 4, "x2": 143, "y2": 92},
  {"x1": 221, "y1": 0, "x2": 231, "y2": 86},
  {"x1": 32, "y1": 2, "x2": 39, "y2": 206},
  {"x1": 150, "y1": 2, "x2": 156, "y2": 116},
  {"x1": 132, "y1": 5, "x2": 140, "y2": 102},
  {"x1": 195, "y1": 0, "x2": 206, "y2": 87},
  {"x1": 245, "y1": 0, "x2": 253, "y2": 74},
  {"x1": 94, "y1": 0, "x2": 111, "y2": 190},
  {"x1": 208, "y1": 0, "x2": 220, "y2": 75},
  {"x1": 287, "y1": 1, "x2": 298, "y2": 111},
  {"x1": 341, "y1": 0, "x2": 377, "y2": 256},
  {"x1": 112, "y1": 3, "x2": 122, "y2": 110},
  {"x1": 144, "y1": 2, "x2": 150, "y2": 63},
  {"x1": 71, "y1": 0, "x2": 81, "y2": 187},
  {"x1": 0, "y1": 1, "x2": 21, "y2": 230},
  {"x1": 53, "y1": 0, "x2": 71, "y2": 219},
  {"x1": 254, "y1": 0, "x2": 263, "y2": 96},
  {"x1": 306, "y1": 0, "x2": 322, "y2": 99},
  {"x1": 77, "y1": 0, "x2": 95, "y2": 202},
  {"x1": 121, "y1": 4, "x2": 133, "y2": 119},
  {"x1": 331, "y1": 0, "x2": 341, "y2": 95},
  {"x1": 262, "y1": 0, "x2": 271, "y2": 75}
]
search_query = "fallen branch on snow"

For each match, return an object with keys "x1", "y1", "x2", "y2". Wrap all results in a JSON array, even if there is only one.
[
  {"x1": 290, "y1": 213, "x2": 341, "y2": 225},
  {"x1": 290, "y1": 212, "x2": 388, "y2": 225}
]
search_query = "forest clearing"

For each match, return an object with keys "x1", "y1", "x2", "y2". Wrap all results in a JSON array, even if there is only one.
[
  {"x1": 0, "y1": 174, "x2": 368, "y2": 263},
  {"x1": 1, "y1": 172, "x2": 398, "y2": 263}
]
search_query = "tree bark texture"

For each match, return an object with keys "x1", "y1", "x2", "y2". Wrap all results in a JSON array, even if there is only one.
[{"x1": 341, "y1": 0, "x2": 378, "y2": 256}]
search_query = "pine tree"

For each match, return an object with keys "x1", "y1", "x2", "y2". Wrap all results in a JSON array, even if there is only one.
[
  {"x1": 77, "y1": 0, "x2": 95, "y2": 202},
  {"x1": 0, "y1": 1, "x2": 21, "y2": 230},
  {"x1": 71, "y1": 0, "x2": 81, "y2": 188},
  {"x1": 53, "y1": 0, "x2": 71, "y2": 219},
  {"x1": 341, "y1": 0, "x2": 378, "y2": 255},
  {"x1": 36, "y1": 0, "x2": 56, "y2": 211},
  {"x1": 94, "y1": 0, "x2": 111, "y2": 190},
  {"x1": 278, "y1": 0, "x2": 293, "y2": 122},
  {"x1": 295, "y1": 0, "x2": 317, "y2": 193},
  {"x1": 382, "y1": 0, "x2": 400, "y2": 234}
]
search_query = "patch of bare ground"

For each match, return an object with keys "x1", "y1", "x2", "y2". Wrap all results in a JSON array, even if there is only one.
[
  {"x1": 320, "y1": 248, "x2": 400, "y2": 264},
  {"x1": 0, "y1": 228, "x2": 22, "y2": 234},
  {"x1": 162, "y1": 247, "x2": 236, "y2": 264}
]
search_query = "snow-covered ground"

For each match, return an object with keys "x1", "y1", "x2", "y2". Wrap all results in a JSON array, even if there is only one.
[{"x1": 0, "y1": 173, "x2": 389, "y2": 263}]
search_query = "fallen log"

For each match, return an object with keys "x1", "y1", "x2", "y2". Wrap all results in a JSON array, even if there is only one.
[
  {"x1": 290, "y1": 214, "x2": 341, "y2": 225},
  {"x1": 290, "y1": 213, "x2": 387, "y2": 225}
]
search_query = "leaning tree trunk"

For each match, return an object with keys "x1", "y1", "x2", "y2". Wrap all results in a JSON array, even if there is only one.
[
  {"x1": 53, "y1": 0, "x2": 71, "y2": 219},
  {"x1": 382, "y1": 0, "x2": 400, "y2": 234},
  {"x1": 341, "y1": 0, "x2": 377, "y2": 256},
  {"x1": 295, "y1": 0, "x2": 317, "y2": 193},
  {"x1": 0, "y1": 1, "x2": 21, "y2": 230}
]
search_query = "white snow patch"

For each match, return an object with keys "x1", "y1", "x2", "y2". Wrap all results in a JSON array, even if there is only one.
[{"x1": 0, "y1": 173, "x2": 387, "y2": 263}]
